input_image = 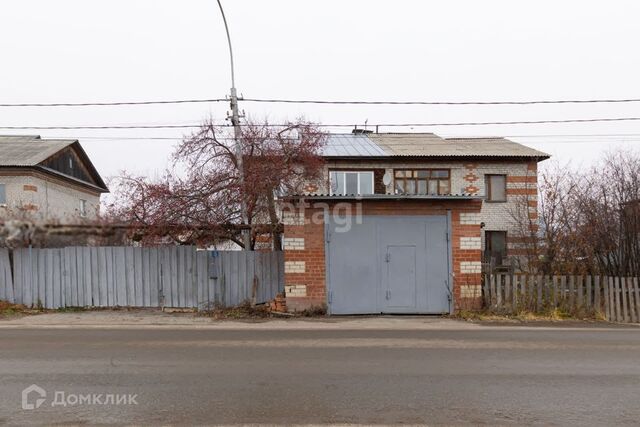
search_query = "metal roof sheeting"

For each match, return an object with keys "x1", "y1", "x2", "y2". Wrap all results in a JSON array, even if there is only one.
[
  {"x1": 0, "y1": 135, "x2": 77, "y2": 166},
  {"x1": 322, "y1": 134, "x2": 388, "y2": 157},
  {"x1": 322, "y1": 133, "x2": 550, "y2": 159}
]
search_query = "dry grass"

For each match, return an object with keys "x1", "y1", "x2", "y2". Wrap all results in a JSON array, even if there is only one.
[{"x1": 455, "y1": 306, "x2": 604, "y2": 323}]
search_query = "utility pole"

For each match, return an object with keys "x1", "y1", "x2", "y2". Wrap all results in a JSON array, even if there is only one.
[{"x1": 216, "y1": 0, "x2": 252, "y2": 250}]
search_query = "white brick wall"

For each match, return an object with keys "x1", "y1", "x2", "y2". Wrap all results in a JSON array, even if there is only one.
[
  {"x1": 283, "y1": 237, "x2": 305, "y2": 250},
  {"x1": 460, "y1": 284, "x2": 482, "y2": 298},
  {"x1": 284, "y1": 261, "x2": 306, "y2": 273},
  {"x1": 0, "y1": 174, "x2": 100, "y2": 223},
  {"x1": 460, "y1": 236, "x2": 481, "y2": 250},
  {"x1": 285, "y1": 284, "x2": 307, "y2": 297},
  {"x1": 460, "y1": 261, "x2": 482, "y2": 274}
]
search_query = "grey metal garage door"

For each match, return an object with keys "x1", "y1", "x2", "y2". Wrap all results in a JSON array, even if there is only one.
[{"x1": 326, "y1": 215, "x2": 451, "y2": 314}]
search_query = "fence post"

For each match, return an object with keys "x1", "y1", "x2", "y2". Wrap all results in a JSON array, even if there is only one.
[
  {"x1": 594, "y1": 276, "x2": 601, "y2": 316},
  {"x1": 604, "y1": 277, "x2": 611, "y2": 321},
  {"x1": 614, "y1": 277, "x2": 622, "y2": 322}
]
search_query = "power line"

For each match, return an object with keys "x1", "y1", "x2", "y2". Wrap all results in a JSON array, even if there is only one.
[
  {"x1": 2, "y1": 96, "x2": 640, "y2": 107},
  {"x1": 3, "y1": 116, "x2": 640, "y2": 130},
  {"x1": 0, "y1": 99, "x2": 226, "y2": 107},
  {"x1": 242, "y1": 97, "x2": 640, "y2": 106}
]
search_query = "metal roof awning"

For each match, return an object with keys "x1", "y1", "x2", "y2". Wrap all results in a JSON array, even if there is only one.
[{"x1": 280, "y1": 193, "x2": 483, "y2": 201}]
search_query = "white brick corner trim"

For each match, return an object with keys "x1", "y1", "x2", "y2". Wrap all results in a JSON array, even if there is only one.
[
  {"x1": 460, "y1": 284, "x2": 482, "y2": 298},
  {"x1": 285, "y1": 261, "x2": 306, "y2": 274},
  {"x1": 460, "y1": 261, "x2": 482, "y2": 274},
  {"x1": 285, "y1": 284, "x2": 307, "y2": 297},
  {"x1": 282, "y1": 211, "x2": 305, "y2": 226},
  {"x1": 459, "y1": 212, "x2": 482, "y2": 225},
  {"x1": 283, "y1": 237, "x2": 305, "y2": 250},
  {"x1": 460, "y1": 236, "x2": 481, "y2": 250}
]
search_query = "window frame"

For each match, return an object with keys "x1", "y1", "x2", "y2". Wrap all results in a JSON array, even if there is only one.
[
  {"x1": 393, "y1": 169, "x2": 451, "y2": 195},
  {"x1": 329, "y1": 170, "x2": 375, "y2": 196},
  {"x1": 485, "y1": 174, "x2": 507, "y2": 202},
  {"x1": 79, "y1": 199, "x2": 87, "y2": 217}
]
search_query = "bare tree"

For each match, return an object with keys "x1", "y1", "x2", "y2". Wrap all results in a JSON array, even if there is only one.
[{"x1": 108, "y1": 118, "x2": 326, "y2": 249}]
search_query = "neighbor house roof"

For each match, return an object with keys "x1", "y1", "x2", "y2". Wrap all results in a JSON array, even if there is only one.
[
  {"x1": 0, "y1": 135, "x2": 77, "y2": 166},
  {"x1": 322, "y1": 133, "x2": 550, "y2": 159},
  {"x1": 0, "y1": 135, "x2": 109, "y2": 193}
]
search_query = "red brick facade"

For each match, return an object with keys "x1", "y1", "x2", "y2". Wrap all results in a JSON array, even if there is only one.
[{"x1": 282, "y1": 199, "x2": 483, "y2": 313}]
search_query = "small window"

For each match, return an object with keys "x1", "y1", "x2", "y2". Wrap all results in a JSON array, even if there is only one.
[
  {"x1": 79, "y1": 199, "x2": 87, "y2": 217},
  {"x1": 394, "y1": 169, "x2": 450, "y2": 195},
  {"x1": 330, "y1": 171, "x2": 374, "y2": 195},
  {"x1": 0, "y1": 184, "x2": 6, "y2": 205},
  {"x1": 485, "y1": 231, "x2": 507, "y2": 265},
  {"x1": 69, "y1": 157, "x2": 74, "y2": 169},
  {"x1": 485, "y1": 174, "x2": 507, "y2": 202}
]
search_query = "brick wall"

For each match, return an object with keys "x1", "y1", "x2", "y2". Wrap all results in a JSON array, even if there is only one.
[
  {"x1": 282, "y1": 199, "x2": 483, "y2": 313},
  {"x1": 0, "y1": 172, "x2": 101, "y2": 222}
]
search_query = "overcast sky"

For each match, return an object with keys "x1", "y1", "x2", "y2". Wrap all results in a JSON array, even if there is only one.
[{"x1": 1, "y1": 0, "x2": 640, "y2": 182}]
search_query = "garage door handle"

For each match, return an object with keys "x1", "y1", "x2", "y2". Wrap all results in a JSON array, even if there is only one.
[{"x1": 385, "y1": 290, "x2": 391, "y2": 300}]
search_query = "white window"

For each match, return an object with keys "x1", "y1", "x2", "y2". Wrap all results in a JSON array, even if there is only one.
[
  {"x1": 330, "y1": 171, "x2": 374, "y2": 195},
  {"x1": 79, "y1": 199, "x2": 87, "y2": 217},
  {"x1": 0, "y1": 184, "x2": 5, "y2": 205}
]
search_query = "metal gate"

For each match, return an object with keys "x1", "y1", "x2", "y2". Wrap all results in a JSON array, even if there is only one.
[{"x1": 326, "y1": 215, "x2": 451, "y2": 314}]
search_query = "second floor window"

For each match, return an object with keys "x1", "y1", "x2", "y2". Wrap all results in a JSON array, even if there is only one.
[
  {"x1": 79, "y1": 199, "x2": 87, "y2": 217},
  {"x1": 394, "y1": 169, "x2": 450, "y2": 195},
  {"x1": 330, "y1": 171, "x2": 374, "y2": 195},
  {"x1": 0, "y1": 184, "x2": 5, "y2": 205},
  {"x1": 485, "y1": 174, "x2": 507, "y2": 202}
]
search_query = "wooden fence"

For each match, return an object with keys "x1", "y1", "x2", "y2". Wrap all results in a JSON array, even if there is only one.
[
  {"x1": 484, "y1": 274, "x2": 640, "y2": 323},
  {"x1": 0, "y1": 246, "x2": 283, "y2": 310}
]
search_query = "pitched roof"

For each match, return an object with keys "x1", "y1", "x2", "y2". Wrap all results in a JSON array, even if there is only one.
[
  {"x1": 0, "y1": 135, "x2": 108, "y2": 192},
  {"x1": 322, "y1": 133, "x2": 550, "y2": 159},
  {"x1": 0, "y1": 135, "x2": 77, "y2": 166}
]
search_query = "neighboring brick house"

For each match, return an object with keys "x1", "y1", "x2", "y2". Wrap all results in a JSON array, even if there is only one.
[
  {"x1": 280, "y1": 132, "x2": 549, "y2": 314},
  {"x1": 0, "y1": 135, "x2": 108, "y2": 222}
]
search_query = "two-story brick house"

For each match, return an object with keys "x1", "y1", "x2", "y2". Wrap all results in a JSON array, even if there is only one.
[
  {"x1": 0, "y1": 135, "x2": 108, "y2": 223},
  {"x1": 280, "y1": 132, "x2": 549, "y2": 314}
]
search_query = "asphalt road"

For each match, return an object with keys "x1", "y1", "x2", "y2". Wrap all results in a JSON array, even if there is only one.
[{"x1": 1, "y1": 322, "x2": 639, "y2": 426}]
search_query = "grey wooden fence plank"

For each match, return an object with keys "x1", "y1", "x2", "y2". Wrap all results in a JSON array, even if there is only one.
[
  {"x1": 96, "y1": 248, "x2": 106, "y2": 307},
  {"x1": 603, "y1": 277, "x2": 610, "y2": 321},
  {"x1": 113, "y1": 247, "x2": 126, "y2": 306},
  {"x1": 124, "y1": 247, "x2": 134, "y2": 306},
  {"x1": 483, "y1": 275, "x2": 490, "y2": 306},
  {"x1": 621, "y1": 278, "x2": 630, "y2": 323},
  {"x1": 195, "y1": 251, "x2": 206, "y2": 309},
  {"x1": 149, "y1": 248, "x2": 159, "y2": 306},
  {"x1": 51, "y1": 250, "x2": 61, "y2": 308},
  {"x1": 634, "y1": 278, "x2": 640, "y2": 324},
  {"x1": 83, "y1": 248, "x2": 92, "y2": 306},
  {"x1": 614, "y1": 277, "x2": 622, "y2": 322},
  {"x1": 170, "y1": 247, "x2": 179, "y2": 307},
  {"x1": 576, "y1": 276, "x2": 584, "y2": 310},
  {"x1": 43, "y1": 250, "x2": 53, "y2": 309},
  {"x1": 20, "y1": 249, "x2": 31, "y2": 307},
  {"x1": 210, "y1": 253, "x2": 218, "y2": 306},
  {"x1": 585, "y1": 275, "x2": 592, "y2": 309},
  {"x1": 189, "y1": 247, "x2": 197, "y2": 308},
  {"x1": 594, "y1": 276, "x2": 601, "y2": 315},
  {"x1": 0, "y1": 249, "x2": 6, "y2": 301},
  {"x1": 74, "y1": 247, "x2": 84, "y2": 307},
  {"x1": 489, "y1": 275, "x2": 497, "y2": 307},
  {"x1": 133, "y1": 248, "x2": 143, "y2": 307},
  {"x1": 141, "y1": 248, "x2": 150, "y2": 307},
  {"x1": 628, "y1": 278, "x2": 638, "y2": 323},
  {"x1": 568, "y1": 275, "x2": 576, "y2": 310},
  {"x1": 535, "y1": 274, "x2": 542, "y2": 310}
]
